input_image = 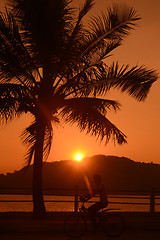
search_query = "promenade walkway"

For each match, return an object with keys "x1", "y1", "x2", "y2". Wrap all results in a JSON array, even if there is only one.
[{"x1": 0, "y1": 212, "x2": 160, "y2": 239}]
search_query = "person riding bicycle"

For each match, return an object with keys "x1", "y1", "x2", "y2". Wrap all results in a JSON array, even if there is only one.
[{"x1": 80, "y1": 174, "x2": 108, "y2": 228}]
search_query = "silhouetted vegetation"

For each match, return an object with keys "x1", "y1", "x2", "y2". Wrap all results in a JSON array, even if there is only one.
[{"x1": 1, "y1": 155, "x2": 160, "y2": 194}]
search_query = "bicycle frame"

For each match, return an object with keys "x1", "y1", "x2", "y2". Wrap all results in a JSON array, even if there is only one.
[{"x1": 78, "y1": 199, "x2": 120, "y2": 214}]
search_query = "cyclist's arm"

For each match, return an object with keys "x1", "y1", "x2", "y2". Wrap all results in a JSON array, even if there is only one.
[{"x1": 80, "y1": 189, "x2": 97, "y2": 201}]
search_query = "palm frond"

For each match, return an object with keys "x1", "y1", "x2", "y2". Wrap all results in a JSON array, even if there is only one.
[
  {"x1": 95, "y1": 39, "x2": 121, "y2": 61},
  {"x1": 75, "y1": 4, "x2": 140, "y2": 61},
  {"x1": 21, "y1": 120, "x2": 53, "y2": 166},
  {"x1": 55, "y1": 39, "x2": 121, "y2": 97},
  {"x1": 0, "y1": 10, "x2": 39, "y2": 88},
  {"x1": 89, "y1": 4, "x2": 139, "y2": 38},
  {"x1": 54, "y1": 4, "x2": 139, "y2": 87},
  {"x1": 63, "y1": 97, "x2": 121, "y2": 112},
  {"x1": 60, "y1": 97, "x2": 126, "y2": 144},
  {"x1": 43, "y1": 122, "x2": 53, "y2": 160},
  {"x1": 56, "y1": 0, "x2": 95, "y2": 75},
  {"x1": 64, "y1": 62, "x2": 158, "y2": 101},
  {"x1": 21, "y1": 122, "x2": 36, "y2": 166},
  {"x1": 97, "y1": 62, "x2": 158, "y2": 101},
  {"x1": 78, "y1": 0, "x2": 95, "y2": 21},
  {"x1": 0, "y1": 83, "x2": 34, "y2": 123}
]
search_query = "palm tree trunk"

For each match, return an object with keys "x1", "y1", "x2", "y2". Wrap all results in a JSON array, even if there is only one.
[{"x1": 32, "y1": 121, "x2": 46, "y2": 218}]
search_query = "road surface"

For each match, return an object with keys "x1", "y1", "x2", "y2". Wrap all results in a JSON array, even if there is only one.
[
  {"x1": 1, "y1": 228, "x2": 160, "y2": 240},
  {"x1": 0, "y1": 212, "x2": 160, "y2": 240}
]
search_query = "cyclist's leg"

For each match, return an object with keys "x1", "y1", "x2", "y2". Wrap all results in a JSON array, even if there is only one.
[
  {"x1": 101, "y1": 202, "x2": 108, "y2": 210},
  {"x1": 88, "y1": 202, "x2": 108, "y2": 213},
  {"x1": 88, "y1": 203, "x2": 102, "y2": 229}
]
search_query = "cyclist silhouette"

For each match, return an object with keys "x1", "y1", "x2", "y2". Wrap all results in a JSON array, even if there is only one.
[{"x1": 80, "y1": 174, "x2": 108, "y2": 228}]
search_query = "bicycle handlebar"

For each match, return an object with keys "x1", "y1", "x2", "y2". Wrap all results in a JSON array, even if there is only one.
[
  {"x1": 79, "y1": 195, "x2": 87, "y2": 202},
  {"x1": 79, "y1": 194, "x2": 91, "y2": 202}
]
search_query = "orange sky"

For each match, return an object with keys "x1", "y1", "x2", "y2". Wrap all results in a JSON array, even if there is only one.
[{"x1": 0, "y1": 0, "x2": 160, "y2": 174}]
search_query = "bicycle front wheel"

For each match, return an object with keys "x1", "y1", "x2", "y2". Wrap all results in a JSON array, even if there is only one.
[
  {"x1": 64, "y1": 213, "x2": 87, "y2": 238},
  {"x1": 103, "y1": 213, "x2": 125, "y2": 237}
]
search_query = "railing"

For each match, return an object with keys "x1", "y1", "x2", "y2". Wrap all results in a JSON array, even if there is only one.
[
  {"x1": 74, "y1": 187, "x2": 159, "y2": 213},
  {"x1": 0, "y1": 187, "x2": 159, "y2": 213}
]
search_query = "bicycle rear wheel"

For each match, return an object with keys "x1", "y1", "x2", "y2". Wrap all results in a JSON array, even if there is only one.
[
  {"x1": 103, "y1": 213, "x2": 125, "y2": 237},
  {"x1": 64, "y1": 213, "x2": 87, "y2": 238}
]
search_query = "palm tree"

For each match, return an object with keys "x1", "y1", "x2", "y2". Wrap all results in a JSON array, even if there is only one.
[{"x1": 0, "y1": 0, "x2": 158, "y2": 217}]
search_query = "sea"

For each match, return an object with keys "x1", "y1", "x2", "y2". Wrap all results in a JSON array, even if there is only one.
[{"x1": 0, "y1": 194, "x2": 160, "y2": 212}]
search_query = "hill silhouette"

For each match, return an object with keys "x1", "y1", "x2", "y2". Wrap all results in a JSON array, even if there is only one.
[{"x1": 0, "y1": 155, "x2": 160, "y2": 194}]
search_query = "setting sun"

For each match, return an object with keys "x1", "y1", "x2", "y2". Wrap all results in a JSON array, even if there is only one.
[{"x1": 74, "y1": 153, "x2": 83, "y2": 162}]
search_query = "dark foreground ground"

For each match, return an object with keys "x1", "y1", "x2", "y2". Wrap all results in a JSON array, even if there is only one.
[{"x1": 0, "y1": 212, "x2": 160, "y2": 240}]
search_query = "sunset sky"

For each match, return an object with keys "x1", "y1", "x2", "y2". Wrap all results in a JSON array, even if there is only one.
[{"x1": 0, "y1": 0, "x2": 160, "y2": 174}]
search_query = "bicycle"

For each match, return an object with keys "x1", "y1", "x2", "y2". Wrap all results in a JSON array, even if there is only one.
[{"x1": 64, "y1": 198, "x2": 125, "y2": 238}]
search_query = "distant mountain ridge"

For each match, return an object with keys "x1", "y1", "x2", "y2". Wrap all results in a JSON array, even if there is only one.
[{"x1": 0, "y1": 155, "x2": 160, "y2": 193}]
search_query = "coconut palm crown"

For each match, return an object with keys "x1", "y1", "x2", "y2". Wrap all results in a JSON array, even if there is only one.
[{"x1": 0, "y1": 0, "x2": 158, "y2": 216}]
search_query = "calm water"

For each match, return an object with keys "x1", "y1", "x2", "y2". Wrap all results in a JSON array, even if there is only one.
[{"x1": 0, "y1": 194, "x2": 160, "y2": 212}]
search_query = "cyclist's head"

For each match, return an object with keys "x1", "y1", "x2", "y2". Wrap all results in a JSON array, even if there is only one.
[{"x1": 93, "y1": 174, "x2": 101, "y2": 185}]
